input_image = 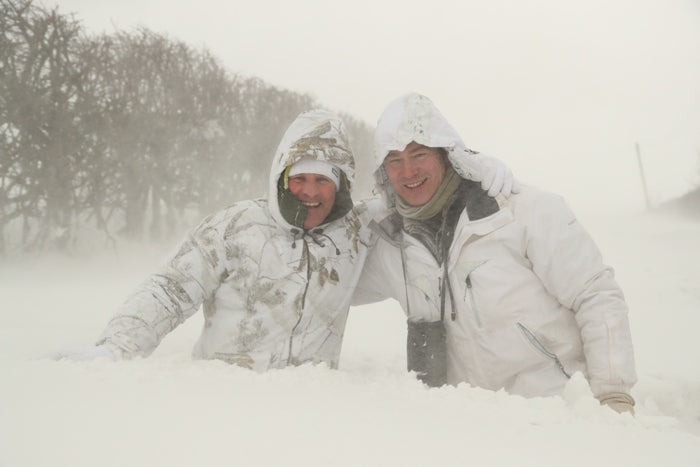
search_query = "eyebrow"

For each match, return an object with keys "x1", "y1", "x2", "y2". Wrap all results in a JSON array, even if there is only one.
[
  {"x1": 407, "y1": 145, "x2": 429, "y2": 154},
  {"x1": 289, "y1": 174, "x2": 332, "y2": 181},
  {"x1": 385, "y1": 145, "x2": 429, "y2": 160}
]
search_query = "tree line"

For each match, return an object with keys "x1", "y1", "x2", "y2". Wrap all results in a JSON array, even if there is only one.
[{"x1": 0, "y1": 0, "x2": 374, "y2": 255}]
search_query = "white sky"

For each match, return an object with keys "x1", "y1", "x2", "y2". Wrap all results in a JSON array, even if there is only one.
[{"x1": 53, "y1": 0, "x2": 700, "y2": 211}]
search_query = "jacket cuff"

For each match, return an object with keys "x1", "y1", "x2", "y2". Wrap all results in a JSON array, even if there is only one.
[
  {"x1": 96, "y1": 339, "x2": 126, "y2": 360},
  {"x1": 589, "y1": 379, "x2": 635, "y2": 398},
  {"x1": 596, "y1": 391, "x2": 635, "y2": 406}
]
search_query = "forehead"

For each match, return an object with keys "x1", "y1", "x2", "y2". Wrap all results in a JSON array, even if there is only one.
[
  {"x1": 288, "y1": 173, "x2": 332, "y2": 181},
  {"x1": 386, "y1": 142, "x2": 438, "y2": 158}
]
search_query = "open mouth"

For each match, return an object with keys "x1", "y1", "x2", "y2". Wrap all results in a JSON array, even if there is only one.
[
  {"x1": 404, "y1": 178, "x2": 427, "y2": 190},
  {"x1": 302, "y1": 201, "x2": 321, "y2": 208}
]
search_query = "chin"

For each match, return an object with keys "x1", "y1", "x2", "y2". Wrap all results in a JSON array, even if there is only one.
[{"x1": 401, "y1": 194, "x2": 428, "y2": 206}]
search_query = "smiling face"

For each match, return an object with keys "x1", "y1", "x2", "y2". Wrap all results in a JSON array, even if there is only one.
[
  {"x1": 288, "y1": 173, "x2": 337, "y2": 229},
  {"x1": 383, "y1": 141, "x2": 447, "y2": 206}
]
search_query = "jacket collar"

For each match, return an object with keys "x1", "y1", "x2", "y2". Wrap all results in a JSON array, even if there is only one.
[{"x1": 370, "y1": 180, "x2": 507, "y2": 245}]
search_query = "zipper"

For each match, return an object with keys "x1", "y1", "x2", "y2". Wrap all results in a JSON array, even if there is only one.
[
  {"x1": 516, "y1": 322, "x2": 570, "y2": 378},
  {"x1": 287, "y1": 237, "x2": 312, "y2": 365},
  {"x1": 464, "y1": 274, "x2": 482, "y2": 328}
]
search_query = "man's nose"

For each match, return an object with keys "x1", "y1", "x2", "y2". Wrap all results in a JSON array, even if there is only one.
[
  {"x1": 300, "y1": 181, "x2": 319, "y2": 197},
  {"x1": 401, "y1": 160, "x2": 419, "y2": 178}
]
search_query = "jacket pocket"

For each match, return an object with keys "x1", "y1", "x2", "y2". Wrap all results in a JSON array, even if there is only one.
[
  {"x1": 516, "y1": 322, "x2": 570, "y2": 379},
  {"x1": 463, "y1": 274, "x2": 482, "y2": 328}
]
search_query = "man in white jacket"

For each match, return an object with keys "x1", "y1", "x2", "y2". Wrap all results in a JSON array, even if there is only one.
[
  {"x1": 48, "y1": 108, "x2": 513, "y2": 371},
  {"x1": 355, "y1": 93, "x2": 637, "y2": 413}
]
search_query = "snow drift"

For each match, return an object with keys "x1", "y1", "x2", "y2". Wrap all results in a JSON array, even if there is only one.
[{"x1": 1, "y1": 208, "x2": 699, "y2": 466}]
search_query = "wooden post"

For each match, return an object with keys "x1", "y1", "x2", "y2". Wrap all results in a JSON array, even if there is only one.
[{"x1": 635, "y1": 142, "x2": 652, "y2": 210}]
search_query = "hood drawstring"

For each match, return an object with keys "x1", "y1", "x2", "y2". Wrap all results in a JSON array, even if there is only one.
[
  {"x1": 289, "y1": 227, "x2": 340, "y2": 273},
  {"x1": 289, "y1": 228, "x2": 339, "y2": 255},
  {"x1": 309, "y1": 228, "x2": 341, "y2": 255},
  {"x1": 290, "y1": 229, "x2": 303, "y2": 249}
]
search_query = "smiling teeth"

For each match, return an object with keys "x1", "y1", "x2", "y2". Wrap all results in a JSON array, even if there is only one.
[
  {"x1": 302, "y1": 202, "x2": 320, "y2": 207},
  {"x1": 405, "y1": 180, "x2": 425, "y2": 188}
]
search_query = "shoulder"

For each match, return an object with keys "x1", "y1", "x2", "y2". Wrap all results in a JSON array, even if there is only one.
[
  {"x1": 353, "y1": 197, "x2": 387, "y2": 222},
  {"x1": 502, "y1": 185, "x2": 580, "y2": 238},
  {"x1": 507, "y1": 185, "x2": 573, "y2": 219},
  {"x1": 193, "y1": 199, "x2": 273, "y2": 239}
]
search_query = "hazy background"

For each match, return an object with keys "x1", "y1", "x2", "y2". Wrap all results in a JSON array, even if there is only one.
[
  {"x1": 53, "y1": 0, "x2": 700, "y2": 212},
  {"x1": 3, "y1": 2, "x2": 700, "y2": 464}
]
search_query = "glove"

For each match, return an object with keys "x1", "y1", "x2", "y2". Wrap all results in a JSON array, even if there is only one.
[
  {"x1": 449, "y1": 150, "x2": 521, "y2": 198},
  {"x1": 597, "y1": 392, "x2": 635, "y2": 414},
  {"x1": 43, "y1": 345, "x2": 116, "y2": 362}
]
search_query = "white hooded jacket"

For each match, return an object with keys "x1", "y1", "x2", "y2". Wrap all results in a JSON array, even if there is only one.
[
  {"x1": 97, "y1": 110, "x2": 380, "y2": 370},
  {"x1": 355, "y1": 94, "x2": 637, "y2": 397}
]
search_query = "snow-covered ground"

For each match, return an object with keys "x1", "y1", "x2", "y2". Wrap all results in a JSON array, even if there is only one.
[{"x1": 1, "y1": 207, "x2": 699, "y2": 466}]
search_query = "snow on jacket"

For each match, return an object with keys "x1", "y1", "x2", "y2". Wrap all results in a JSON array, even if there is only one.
[
  {"x1": 97, "y1": 110, "x2": 380, "y2": 371},
  {"x1": 354, "y1": 93, "x2": 637, "y2": 397}
]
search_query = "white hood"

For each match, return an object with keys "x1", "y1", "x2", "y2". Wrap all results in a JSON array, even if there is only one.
[
  {"x1": 267, "y1": 109, "x2": 356, "y2": 229},
  {"x1": 373, "y1": 93, "x2": 470, "y2": 171},
  {"x1": 373, "y1": 93, "x2": 482, "y2": 207}
]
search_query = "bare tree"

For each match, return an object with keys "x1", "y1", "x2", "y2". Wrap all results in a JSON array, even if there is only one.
[
  {"x1": 0, "y1": 1, "x2": 373, "y2": 255},
  {"x1": 1, "y1": 0, "x2": 84, "y2": 251}
]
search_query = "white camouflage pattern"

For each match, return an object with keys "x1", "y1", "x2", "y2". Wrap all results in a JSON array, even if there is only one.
[{"x1": 98, "y1": 110, "x2": 381, "y2": 370}]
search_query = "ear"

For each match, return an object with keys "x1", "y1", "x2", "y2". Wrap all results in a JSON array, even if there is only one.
[{"x1": 439, "y1": 151, "x2": 450, "y2": 170}]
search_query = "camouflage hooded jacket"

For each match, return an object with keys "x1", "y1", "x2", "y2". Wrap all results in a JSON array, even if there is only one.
[{"x1": 97, "y1": 110, "x2": 380, "y2": 370}]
